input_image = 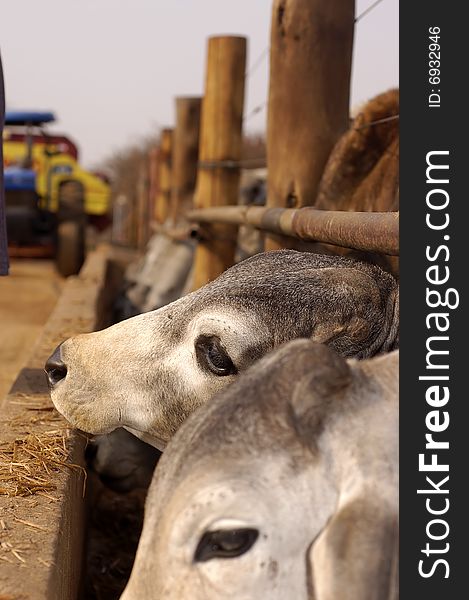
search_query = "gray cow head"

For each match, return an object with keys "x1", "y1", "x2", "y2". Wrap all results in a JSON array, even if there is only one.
[
  {"x1": 121, "y1": 340, "x2": 398, "y2": 600},
  {"x1": 46, "y1": 250, "x2": 398, "y2": 449}
]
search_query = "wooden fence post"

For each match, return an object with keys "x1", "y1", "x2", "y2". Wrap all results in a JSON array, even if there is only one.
[
  {"x1": 170, "y1": 96, "x2": 202, "y2": 224},
  {"x1": 148, "y1": 146, "x2": 160, "y2": 223},
  {"x1": 265, "y1": 0, "x2": 355, "y2": 250},
  {"x1": 192, "y1": 36, "x2": 247, "y2": 289},
  {"x1": 154, "y1": 128, "x2": 174, "y2": 224},
  {"x1": 136, "y1": 163, "x2": 149, "y2": 249}
]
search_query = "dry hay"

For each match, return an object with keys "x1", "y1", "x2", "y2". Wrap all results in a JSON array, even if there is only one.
[{"x1": 0, "y1": 394, "x2": 86, "y2": 497}]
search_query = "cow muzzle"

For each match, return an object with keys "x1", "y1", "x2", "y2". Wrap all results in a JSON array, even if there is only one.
[{"x1": 45, "y1": 343, "x2": 68, "y2": 387}]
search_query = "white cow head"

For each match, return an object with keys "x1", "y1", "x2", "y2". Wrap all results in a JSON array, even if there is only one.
[
  {"x1": 46, "y1": 251, "x2": 398, "y2": 449},
  {"x1": 85, "y1": 428, "x2": 161, "y2": 492},
  {"x1": 121, "y1": 340, "x2": 398, "y2": 600}
]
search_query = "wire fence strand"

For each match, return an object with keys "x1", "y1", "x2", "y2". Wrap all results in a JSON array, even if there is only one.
[
  {"x1": 355, "y1": 114, "x2": 399, "y2": 130},
  {"x1": 355, "y1": 0, "x2": 386, "y2": 23},
  {"x1": 246, "y1": 46, "x2": 269, "y2": 79},
  {"x1": 243, "y1": 102, "x2": 267, "y2": 123}
]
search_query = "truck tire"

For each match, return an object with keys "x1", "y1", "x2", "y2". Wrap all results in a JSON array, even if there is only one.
[
  {"x1": 58, "y1": 180, "x2": 85, "y2": 219},
  {"x1": 56, "y1": 220, "x2": 85, "y2": 277}
]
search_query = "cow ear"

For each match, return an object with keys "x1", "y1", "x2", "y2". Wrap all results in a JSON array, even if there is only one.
[
  {"x1": 307, "y1": 268, "x2": 384, "y2": 354},
  {"x1": 289, "y1": 343, "x2": 352, "y2": 439},
  {"x1": 310, "y1": 316, "x2": 370, "y2": 347},
  {"x1": 308, "y1": 497, "x2": 398, "y2": 600}
]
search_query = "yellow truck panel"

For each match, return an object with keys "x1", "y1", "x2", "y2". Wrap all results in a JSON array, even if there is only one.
[{"x1": 3, "y1": 138, "x2": 110, "y2": 216}]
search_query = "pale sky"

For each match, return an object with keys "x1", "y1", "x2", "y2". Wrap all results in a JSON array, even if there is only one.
[{"x1": 1, "y1": 0, "x2": 398, "y2": 168}]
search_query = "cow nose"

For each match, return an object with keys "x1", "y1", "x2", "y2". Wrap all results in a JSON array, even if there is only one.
[{"x1": 45, "y1": 344, "x2": 68, "y2": 387}]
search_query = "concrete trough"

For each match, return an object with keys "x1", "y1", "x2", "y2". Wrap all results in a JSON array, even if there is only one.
[{"x1": 0, "y1": 246, "x2": 131, "y2": 600}]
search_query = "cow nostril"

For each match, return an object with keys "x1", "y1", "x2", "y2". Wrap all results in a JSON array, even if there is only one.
[
  {"x1": 45, "y1": 344, "x2": 68, "y2": 387},
  {"x1": 47, "y1": 364, "x2": 68, "y2": 386}
]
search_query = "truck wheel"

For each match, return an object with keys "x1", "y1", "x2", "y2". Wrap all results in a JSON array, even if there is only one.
[
  {"x1": 58, "y1": 180, "x2": 85, "y2": 220},
  {"x1": 56, "y1": 220, "x2": 85, "y2": 277}
]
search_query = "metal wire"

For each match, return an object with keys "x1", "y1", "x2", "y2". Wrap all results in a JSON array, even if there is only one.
[
  {"x1": 244, "y1": 47, "x2": 269, "y2": 127},
  {"x1": 243, "y1": 102, "x2": 267, "y2": 123},
  {"x1": 242, "y1": 1, "x2": 388, "y2": 126},
  {"x1": 198, "y1": 158, "x2": 267, "y2": 170},
  {"x1": 355, "y1": 114, "x2": 399, "y2": 130},
  {"x1": 246, "y1": 46, "x2": 269, "y2": 79},
  {"x1": 355, "y1": 0, "x2": 386, "y2": 23}
]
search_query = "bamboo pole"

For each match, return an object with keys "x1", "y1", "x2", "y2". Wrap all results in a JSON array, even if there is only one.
[
  {"x1": 170, "y1": 97, "x2": 202, "y2": 224},
  {"x1": 266, "y1": 0, "x2": 355, "y2": 250},
  {"x1": 149, "y1": 146, "x2": 160, "y2": 222},
  {"x1": 136, "y1": 164, "x2": 149, "y2": 249},
  {"x1": 186, "y1": 206, "x2": 399, "y2": 256},
  {"x1": 192, "y1": 36, "x2": 247, "y2": 289},
  {"x1": 154, "y1": 128, "x2": 174, "y2": 224}
]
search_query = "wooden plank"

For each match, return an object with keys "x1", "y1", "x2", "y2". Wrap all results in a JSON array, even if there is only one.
[
  {"x1": 170, "y1": 97, "x2": 202, "y2": 224},
  {"x1": 192, "y1": 36, "x2": 247, "y2": 289},
  {"x1": 266, "y1": 0, "x2": 355, "y2": 249},
  {"x1": 186, "y1": 206, "x2": 399, "y2": 256},
  {"x1": 154, "y1": 128, "x2": 174, "y2": 224}
]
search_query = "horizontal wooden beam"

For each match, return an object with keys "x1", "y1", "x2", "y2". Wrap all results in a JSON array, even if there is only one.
[
  {"x1": 197, "y1": 158, "x2": 266, "y2": 170},
  {"x1": 185, "y1": 206, "x2": 399, "y2": 256}
]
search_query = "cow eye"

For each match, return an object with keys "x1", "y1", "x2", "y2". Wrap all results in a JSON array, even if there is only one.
[
  {"x1": 195, "y1": 336, "x2": 237, "y2": 376},
  {"x1": 194, "y1": 528, "x2": 259, "y2": 562}
]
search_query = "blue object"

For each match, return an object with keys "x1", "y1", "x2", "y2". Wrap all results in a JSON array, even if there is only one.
[
  {"x1": 1, "y1": 51, "x2": 8, "y2": 274},
  {"x1": 4, "y1": 167, "x2": 36, "y2": 191},
  {"x1": 5, "y1": 110, "x2": 56, "y2": 126}
]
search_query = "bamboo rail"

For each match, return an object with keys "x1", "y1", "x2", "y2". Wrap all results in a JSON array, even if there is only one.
[
  {"x1": 265, "y1": 0, "x2": 355, "y2": 250},
  {"x1": 170, "y1": 97, "x2": 202, "y2": 224},
  {"x1": 185, "y1": 206, "x2": 399, "y2": 256},
  {"x1": 192, "y1": 35, "x2": 247, "y2": 288}
]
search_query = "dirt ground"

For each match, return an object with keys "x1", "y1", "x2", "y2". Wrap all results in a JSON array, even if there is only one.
[{"x1": 0, "y1": 259, "x2": 64, "y2": 401}]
